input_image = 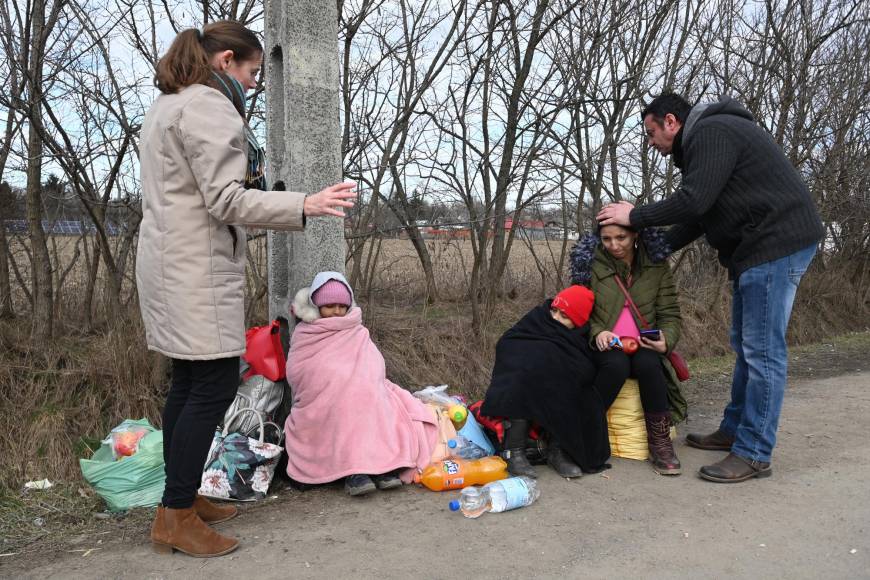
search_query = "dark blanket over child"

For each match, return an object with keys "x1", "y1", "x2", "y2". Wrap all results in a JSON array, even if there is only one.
[{"x1": 481, "y1": 297, "x2": 610, "y2": 473}]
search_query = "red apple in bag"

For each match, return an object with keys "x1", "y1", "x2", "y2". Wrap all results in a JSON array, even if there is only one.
[{"x1": 620, "y1": 336, "x2": 639, "y2": 355}]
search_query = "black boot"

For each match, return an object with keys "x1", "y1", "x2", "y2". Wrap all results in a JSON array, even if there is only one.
[
  {"x1": 502, "y1": 419, "x2": 537, "y2": 478},
  {"x1": 547, "y1": 441, "x2": 583, "y2": 478}
]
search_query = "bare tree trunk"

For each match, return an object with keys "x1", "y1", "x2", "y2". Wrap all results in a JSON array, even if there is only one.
[
  {"x1": 22, "y1": 0, "x2": 64, "y2": 341},
  {"x1": 0, "y1": 182, "x2": 13, "y2": 318},
  {"x1": 25, "y1": 123, "x2": 53, "y2": 340},
  {"x1": 81, "y1": 230, "x2": 99, "y2": 328}
]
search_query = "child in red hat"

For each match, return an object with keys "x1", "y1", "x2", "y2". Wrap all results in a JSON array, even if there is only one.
[
  {"x1": 550, "y1": 284, "x2": 595, "y2": 329},
  {"x1": 480, "y1": 285, "x2": 612, "y2": 479}
]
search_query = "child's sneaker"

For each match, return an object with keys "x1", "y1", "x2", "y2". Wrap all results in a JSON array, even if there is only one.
[
  {"x1": 372, "y1": 471, "x2": 403, "y2": 490},
  {"x1": 344, "y1": 474, "x2": 376, "y2": 496}
]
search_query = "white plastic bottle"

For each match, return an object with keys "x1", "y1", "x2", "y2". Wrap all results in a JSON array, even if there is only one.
[
  {"x1": 447, "y1": 436, "x2": 489, "y2": 460},
  {"x1": 448, "y1": 476, "x2": 540, "y2": 518}
]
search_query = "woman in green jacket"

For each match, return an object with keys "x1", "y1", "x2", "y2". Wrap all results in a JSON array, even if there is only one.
[{"x1": 570, "y1": 224, "x2": 686, "y2": 475}]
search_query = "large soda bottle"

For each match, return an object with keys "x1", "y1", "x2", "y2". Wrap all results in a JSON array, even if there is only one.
[
  {"x1": 446, "y1": 436, "x2": 489, "y2": 460},
  {"x1": 414, "y1": 456, "x2": 508, "y2": 491},
  {"x1": 448, "y1": 476, "x2": 540, "y2": 518}
]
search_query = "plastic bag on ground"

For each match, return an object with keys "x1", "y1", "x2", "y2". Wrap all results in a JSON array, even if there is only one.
[
  {"x1": 457, "y1": 413, "x2": 496, "y2": 455},
  {"x1": 413, "y1": 384, "x2": 457, "y2": 407},
  {"x1": 80, "y1": 419, "x2": 165, "y2": 512},
  {"x1": 108, "y1": 419, "x2": 150, "y2": 460},
  {"x1": 414, "y1": 385, "x2": 468, "y2": 429}
]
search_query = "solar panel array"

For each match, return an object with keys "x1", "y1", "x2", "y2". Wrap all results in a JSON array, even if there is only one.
[{"x1": 2, "y1": 220, "x2": 121, "y2": 236}]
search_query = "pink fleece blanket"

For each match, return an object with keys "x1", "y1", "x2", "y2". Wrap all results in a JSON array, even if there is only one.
[{"x1": 283, "y1": 307, "x2": 438, "y2": 484}]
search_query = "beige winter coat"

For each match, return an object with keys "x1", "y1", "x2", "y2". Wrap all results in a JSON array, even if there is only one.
[{"x1": 136, "y1": 84, "x2": 305, "y2": 360}]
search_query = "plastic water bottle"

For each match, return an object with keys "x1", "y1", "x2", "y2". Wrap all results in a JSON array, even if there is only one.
[
  {"x1": 448, "y1": 476, "x2": 540, "y2": 518},
  {"x1": 447, "y1": 436, "x2": 489, "y2": 460}
]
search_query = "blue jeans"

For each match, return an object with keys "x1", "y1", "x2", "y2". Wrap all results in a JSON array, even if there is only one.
[{"x1": 720, "y1": 245, "x2": 817, "y2": 462}]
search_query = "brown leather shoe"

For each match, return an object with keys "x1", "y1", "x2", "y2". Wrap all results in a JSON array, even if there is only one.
[
  {"x1": 698, "y1": 452, "x2": 772, "y2": 483},
  {"x1": 193, "y1": 495, "x2": 238, "y2": 524},
  {"x1": 645, "y1": 412, "x2": 681, "y2": 475},
  {"x1": 685, "y1": 428, "x2": 734, "y2": 451},
  {"x1": 151, "y1": 506, "x2": 239, "y2": 557}
]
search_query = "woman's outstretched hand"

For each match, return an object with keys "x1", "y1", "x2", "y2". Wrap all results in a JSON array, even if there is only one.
[
  {"x1": 595, "y1": 331, "x2": 618, "y2": 351},
  {"x1": 640, "y1": 333, "x2": 667, "y2": 354},
  {"x1": 303, "y1": 182, "x2": 358, "y2": 218}
]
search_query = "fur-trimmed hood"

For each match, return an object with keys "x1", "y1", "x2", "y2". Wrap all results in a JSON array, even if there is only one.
[
  {"x1": 569, "y1": 227, "x2": 672, "y2": 285},
  {"x1": 290, "y1": 271, "x2": 356, "y2": 323}
]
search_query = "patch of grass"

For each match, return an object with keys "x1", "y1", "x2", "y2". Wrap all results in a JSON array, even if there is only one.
[
  {"x1": 685, "y1": 353, "x2": 735, "y2": 379},
  {"x1": 800, "y1": 331, "x2": 870, "y2": 351},
  {"x1": 0, "y1": 483, "x2": 150, "y2": 558},
  {"x1": 0, "y1": 315, "x2": 166, "y2": 491},
  {"x1": 680, "y1": 330, "x2": 870, "y2": 377}
]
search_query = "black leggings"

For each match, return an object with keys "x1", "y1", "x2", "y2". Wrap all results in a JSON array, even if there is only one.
[
  {"x1": 593, "y1": 348, "x2": 669, "y2": 413},
  {"x1": 162, "y1": 357, "x2": 239, "y2": 508}
]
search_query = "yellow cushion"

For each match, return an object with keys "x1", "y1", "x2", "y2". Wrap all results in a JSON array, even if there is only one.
[{"x1": 607, "y1": 379, "x2": 675, "y2": 460}]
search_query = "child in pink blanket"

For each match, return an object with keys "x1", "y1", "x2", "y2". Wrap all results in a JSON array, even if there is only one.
[{"x1": 284, "y1": 271, "x2": 439, "y2": 496}]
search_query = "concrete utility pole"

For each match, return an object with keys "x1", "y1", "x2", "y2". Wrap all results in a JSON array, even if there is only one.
[{"x1": 264, "y1": 0, "x2": 344, "y2": 320}]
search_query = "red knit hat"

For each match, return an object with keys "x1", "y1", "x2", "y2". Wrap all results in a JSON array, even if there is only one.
[{"x1": 551, "y1": 285, "x2": 595, "y2": 328}]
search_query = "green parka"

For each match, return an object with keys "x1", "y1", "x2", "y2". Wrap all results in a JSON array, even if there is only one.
[{"x1": 570, "y1": 231, "x2": 687, "y2": 422}]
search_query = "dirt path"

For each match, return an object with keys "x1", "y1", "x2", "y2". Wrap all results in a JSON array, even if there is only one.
[{"x1": 5, "y1": 370, "x2": 870, "y2": 580}]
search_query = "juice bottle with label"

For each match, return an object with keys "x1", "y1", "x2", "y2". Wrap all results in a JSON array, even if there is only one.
[{"x1": 414, "y1": 456, "x2": 508, "y2": 491}]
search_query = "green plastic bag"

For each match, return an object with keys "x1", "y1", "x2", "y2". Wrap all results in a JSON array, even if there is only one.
[{"x1": 79, "y1": 419, "x2": 166, "y2": 512}]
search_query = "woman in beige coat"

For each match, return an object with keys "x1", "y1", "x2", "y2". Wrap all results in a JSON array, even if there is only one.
[{"x1": 138, "y1": 21, "x2": 356, "y2": 558}]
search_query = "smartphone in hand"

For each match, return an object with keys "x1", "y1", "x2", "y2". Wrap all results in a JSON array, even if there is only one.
[{"x1": 640, "y1": 329, "x2": 662, "y2": 341}]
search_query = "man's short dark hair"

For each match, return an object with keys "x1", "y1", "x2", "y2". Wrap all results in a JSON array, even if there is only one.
[{"x1": 641, "y1": 92, "x2": 692, "y2": 125}]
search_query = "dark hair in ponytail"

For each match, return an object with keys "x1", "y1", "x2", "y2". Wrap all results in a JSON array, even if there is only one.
[{"x1": 155, "y1": 20, "x2": 263, "y2": 94}]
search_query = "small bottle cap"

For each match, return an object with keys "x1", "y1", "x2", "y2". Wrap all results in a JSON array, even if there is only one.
[
  {"x1": 449, "y1": 405, "x2": 468, "y2": 422},
  {"x1": 448, "y1": 500, "x2": 460, "y2": 512},
  {"x1": 448, "y1": 439, "x2": 457, "y2": 448}
]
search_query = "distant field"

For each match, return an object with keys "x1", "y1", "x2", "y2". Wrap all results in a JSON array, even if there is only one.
[
  {"x1": 348, "y1": 238, "x2": 577, "y2": 300},
  {"x1": 4, "y1": 235, "x2": 579, "y2": 306}
]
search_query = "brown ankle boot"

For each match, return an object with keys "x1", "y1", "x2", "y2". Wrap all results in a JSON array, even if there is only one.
[
  {"x1": 645, "y1": 412, "x2": 681, "y2": 476},
  {"x1": 194, "y1": 495, "x2": 238, "y2": 524},
  {"x1": 151, "y1": 506, "x2": 239, "y2": 557}
]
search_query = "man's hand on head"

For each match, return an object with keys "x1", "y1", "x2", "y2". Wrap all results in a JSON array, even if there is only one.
[{"x1": 596, "y1": 201, "x2": 634, "y2": 226}]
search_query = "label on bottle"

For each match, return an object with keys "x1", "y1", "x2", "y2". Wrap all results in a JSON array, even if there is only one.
[
  {"x1": 442, "y1": 460, "x2": 460, "y2": 475},
  {"x1": 499, "y1": 478, "x2": 530, "y2": 511},
  {"x1": 449, "y1": 477, "x2": 464, "y2": 487}
]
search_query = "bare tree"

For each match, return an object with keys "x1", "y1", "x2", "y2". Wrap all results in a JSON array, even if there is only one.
[
  {"x1": 341, "y1": 0, "x2": 480, "y2": 302},
  {"x1": 10, "y1": 0, "x2": 68, "y2": 340}
]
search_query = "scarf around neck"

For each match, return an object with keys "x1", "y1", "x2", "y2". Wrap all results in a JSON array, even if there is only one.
[{"x1": 207, "y1": 71, "x2": 267, "y2": 190}]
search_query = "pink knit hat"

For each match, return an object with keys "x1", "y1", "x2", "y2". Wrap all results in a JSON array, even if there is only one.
[{"x1": 311, "y1": 279, "x2": 352, "y2": 307}]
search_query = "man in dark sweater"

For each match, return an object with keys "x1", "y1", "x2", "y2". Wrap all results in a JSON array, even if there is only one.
[{"x1": 598, "y1": 93, "x2": 823, "y2": 483}]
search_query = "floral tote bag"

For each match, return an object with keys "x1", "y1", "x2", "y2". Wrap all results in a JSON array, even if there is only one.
[{"x1": 199, "y1": 409, "x2": 283, "y2": 502}]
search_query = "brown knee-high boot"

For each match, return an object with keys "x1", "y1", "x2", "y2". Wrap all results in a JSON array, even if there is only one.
[
  {"x1": 645, "y1": 411, "x2": 681, "y2": 475},
  {"x1": 151, "y1": 506, "x2": 239, "y2": 557}
]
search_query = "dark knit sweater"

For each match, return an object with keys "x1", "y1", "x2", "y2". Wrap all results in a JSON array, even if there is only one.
[{"x1": 630, "y1": 96, "x2": 824, "y2": 277}]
